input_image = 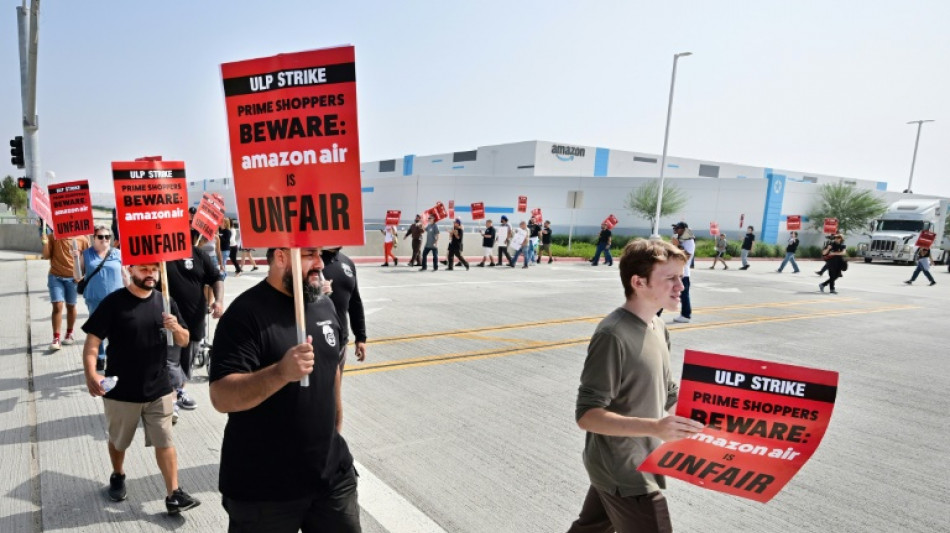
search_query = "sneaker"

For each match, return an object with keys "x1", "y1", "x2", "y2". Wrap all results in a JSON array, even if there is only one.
[
  {"x1": 62, "y1": 333, "x2": 75, "y2": 345},
  {"x1": 465, "y1": 264, "x2": 470, "y2": 271},
  {"x1": 165, "y1": 487, "x2": 201, "y2": 514},
  {"x1": 488, "y1": 263, "x2": 496, "y2": 267},
  {"x1": 829, "y1": 290, "x2": 838, "y2": 294},
  {"x1": 793, "y1": 270, "x2": 800, "y2": 274},
  {"x1": 251, "y1": 266, "x2": 259, "y2": 271},
  {"x1": 50, "y1": 338, "x2": 62, "y2": 351},
  {"x1": 673, "y1": 316, "x2": 691, "y2": 323},
  {"x1": 522, "y1": 265, "x2": 529, "y2": 269},
  {"x1": 904, "y1": 280, "x2": 912, "y2": 285},
  {"x1": 172, "y1": 404, "x2": 180, "y2": 425},
  {"x1": 724, "y1": 265, "x2": 728, "y2": 270},
  {"x1": 394, "y1": 258, "x2": 398, "y2": 266},
  {"x1": 709, "y1": 266, "x2": 715, "y2": 269},
  {"x1": 177, "y1": 390, "x2": 197, "y2": 411},
  {"x1": 818, "y1": 284, "x2": 825, "y2": 293},
  {"x1": 815, "y1": 271, "x2": 822, "y2": 275},
  {"x1": 548, "y1": 258, "x2": 553, "y2": 264},
  {"x1": 108, "y1": 473, "x2": 127, "y2": 502},
  {"x1": 930, "y1": 281, "x2": 937, "y2": 286},
  {"x1": 477, "y1": 262, "x2": 485, "y2": 267},
  {"x1": 381, "y1": 263, "x2": 389, "y2": 267},
  {"x1": 96, "y1": 358, "x2": 105, "y2": 372}
]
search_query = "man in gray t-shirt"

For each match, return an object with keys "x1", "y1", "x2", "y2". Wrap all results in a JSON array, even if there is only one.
[
  {"x1": 420, "y1": 214, "x2": 440, "y2": 271},
  {"x1": 568, "y1": 239, "x2": 703, "y2": 533}
]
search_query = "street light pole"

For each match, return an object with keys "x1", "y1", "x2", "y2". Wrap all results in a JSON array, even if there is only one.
[
  {"x1": 904, "y1": 119, "x2": 934, "y2": 194},
  {"x1": 651, "y1": 51, "x2": 692, "y2": 239}
]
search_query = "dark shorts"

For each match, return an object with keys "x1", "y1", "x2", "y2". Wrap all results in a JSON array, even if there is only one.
[
  {"x1": 567, "y1": 486, "x2": 671, "y2": 533},
  {"x1": 223, "y1": 466, "x2": 361, "y2": 533}
]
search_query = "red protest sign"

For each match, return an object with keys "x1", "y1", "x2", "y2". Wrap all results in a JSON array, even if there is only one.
[
  {"x1": 48, "y1": 180, "x2": 94, "y2": 238},
  {"x1": 192, "y1": 192, "x2": 227, "y2": 243},
  {"x1": 786, "y1": 215, "x2": 801, "y2": 231},
  {"x1": 385, "y1": 210, "x2": 401, "y2": 225},
  {"x1": 639, "y1": 350, "x2": 838, "y2": 503},
  {"x1": 517, "y1": 196, "x2": 527, "y2": 213},
  {"x1": 112, "y1": 160, "x2": 192, "y2": 265},
  {"x1": 823, "y1": 218, "x2": 838, "y2": 234},
  {"x1": 221, "y1": 46, "x2": 364, "y2": 249},
  {"x1": 431, "y1": 201, "x2": 448, "y2": 221},
  {"x1": 531, "y1": 208, "x2": 544, "y2": 224},
  {"x1": 739, "y1": 213, "x2": 745, "y2": 228},
  {"x1": 470, "y1": 202, "x2": 485, "y2": 220},
  {"x1": 709, "y1": 221, "x2": 719, "y2": 236},
  {"x1": 448, "y1": 200, "x2": 455, "y2": 220},
  {"x1": 603, "y1": 214, "x2": 618, "y2": 230},
  {"x1": 31, "y1": 181, "x2": 52, "y2": 226},
  {"x1": 916, "y1": 230, "x2": 936, "y2": 248}
]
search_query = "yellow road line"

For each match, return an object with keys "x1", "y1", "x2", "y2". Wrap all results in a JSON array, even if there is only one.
[{"x1": 346, "y1": 304, "x2": 918, "y2": 376}]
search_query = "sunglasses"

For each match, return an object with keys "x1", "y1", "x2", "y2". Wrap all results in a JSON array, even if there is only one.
[{"x1": 95, "y1": 234, "x2": 112, "y2": 240}]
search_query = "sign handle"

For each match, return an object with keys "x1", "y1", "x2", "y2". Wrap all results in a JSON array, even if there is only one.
[
  {"x1": 72, "y1": 239, "x2": 82, "y2": 280},
  {"x1": 291, "y1": 248, "x2": 310, "y2": 387},
  {"x1": 160, "y1": 261, "x2": 173, "y2": 346}
]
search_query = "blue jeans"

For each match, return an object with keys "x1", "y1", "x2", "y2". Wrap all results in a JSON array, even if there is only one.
[
  {"x1": 85, "y1": 297, "x2": 106, "y2": 358},
  {"x1": 510, "y1": 246, "x2": 529, "y2": 267},
  {"x1": 47, "y1": 274, "x2": 78, "y2": 305},
  {"x1": 909, "y1": 262, "x2": 935, "y2": 283},
  {"x1": 421, "y1": 246, "x2": 438, "y2": 269},
  {"x1": 680, "y1": 276, "x2": 691, "y2": 318},
  {"x1": 591, "y1": 243, "x2": 612, "y2": 265},
  {"x1": 777, "y1": 252, "x2": 800, "y2": 272}
]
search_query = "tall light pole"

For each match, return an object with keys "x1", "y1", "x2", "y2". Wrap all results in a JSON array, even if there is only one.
[
  {"x1": 904, "y1": 119, "x2": 934, "y2": 194},
  {"x1": 651, "y1": 51, "x2": 692, "y2": 239}
]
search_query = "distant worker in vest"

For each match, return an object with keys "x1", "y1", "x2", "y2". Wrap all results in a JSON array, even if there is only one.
[
  {"x1": 43, "y1": 229, "x2": 90, "y2": 351},
  {"x1": 567, "y1": 239, "x2": 703, "y2": 533}
]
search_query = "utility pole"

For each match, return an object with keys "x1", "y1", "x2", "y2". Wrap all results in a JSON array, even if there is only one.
[
  {"x1": 904, "y1": 119, "x2": 934, "y2": 194},
  {"x1": 16, "y1": 1, "x2": 41, "y2": 187}
]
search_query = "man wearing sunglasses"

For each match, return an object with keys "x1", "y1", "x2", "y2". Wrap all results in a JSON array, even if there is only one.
[{"x1": 210, "y1": 247, "x2": 360, "y2": 532}]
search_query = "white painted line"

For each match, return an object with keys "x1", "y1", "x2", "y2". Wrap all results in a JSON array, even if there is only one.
[{"x1": 355, "y1": 460, "x2": 448, "y2": 533}]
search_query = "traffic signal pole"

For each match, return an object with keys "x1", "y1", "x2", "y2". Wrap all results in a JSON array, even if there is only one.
[{"x1": 16, "y1": 1, "x2": 41, "y2": 190}]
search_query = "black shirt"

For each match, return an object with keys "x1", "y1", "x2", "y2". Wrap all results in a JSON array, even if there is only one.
[
  {"x1": 482, "y1": 226, "x2": 496, "y2": 248},
  {"x1": 742, "y1": 233, "x2": 755, "y2": 250},
  {"x1": 541, "y1": 226, "x2": 552, "y2": 245},
  {"x1": 597, "y1": 229, "x2": 612, "y2": 245},
  {"x1": 449, "y1": 227, "x2": 463, "y2": 251},
  {"x1": 82, "y1": 289, "x2": 181, "y2": 402},
  {"x1": 529, "y1": 222, "x2": 541, "y2": 239},
  {"x1": 209, "y1": 281, "x2": 352, "y2": 501},
  {"x1": 786, "y1": 238, "x2": 799, "y2": 254},
  {"x1": 219, "y1": 228, "x2": 232, "y2": 251},
  {"x1": 320, "y1": 249, "x2": 366, "y2": 345},
  {"x1": 162, "y1": 247, "x2": 220, "y2": 339}
]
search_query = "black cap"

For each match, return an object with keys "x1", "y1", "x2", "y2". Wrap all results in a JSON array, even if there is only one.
[{"x1": 672, "y1": 222, "x2": 688, "y2": 230}]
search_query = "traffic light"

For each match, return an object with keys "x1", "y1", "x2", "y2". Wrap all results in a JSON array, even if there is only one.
[
  {"x1": 17, "y1": 177, "x2": 31, "y2": 189},
  {"x1": 10, "y1": 136, "x2": 25, "y2": 168}
]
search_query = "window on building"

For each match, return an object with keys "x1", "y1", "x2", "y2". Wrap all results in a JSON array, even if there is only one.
[
  {"x1": 842, "y1": 180, "x2": 857, "y2": 187},
  {"x1": 698, "y1": 164, "x2": 720, "y2": 178},
  {"x1": 452, "y1": 150, "x2": 477, "y2": 163},
  {"x1": 803, "y1": 176, "x2": 818, "y2": 183},
  {"x1": 517, "y1": 165, "x2": 535, "y2": 169},
  {"x1": 634, "y1": 156, "x2": 657, "y2": 163},
  {"x1": 379, "y1": 160, "x2": 396, "y2": 172}
]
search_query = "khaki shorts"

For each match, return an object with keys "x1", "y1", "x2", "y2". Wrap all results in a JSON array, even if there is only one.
[
  {"x1": 539, "y1": 243, "x2": 551, "y2": 252},
  {"x1": 103, "y1": 392, "x2": 176, "y2": 450}
]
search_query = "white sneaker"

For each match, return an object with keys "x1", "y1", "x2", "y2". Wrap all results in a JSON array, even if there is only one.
[
  {"x1": 672, "y1": 316, "x2": 691, "y2": 323},
  {"x1": 172, "y1": 405, "x2": 180, "y2": 426},
  {"x1": 50, "y1": 339, "x2": 62, "y2": 351}
]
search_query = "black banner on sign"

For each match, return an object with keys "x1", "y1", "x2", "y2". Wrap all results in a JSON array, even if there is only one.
[
  {"x1": 222, "y1": 62, "x2": 356, "y2": 97},
  {"x1": 112, "y1": 169, "x2": 188, "y2": 181},
  {"x1": 681, "y1": 363, "x2": 838, "y2": 403},
  {"x1": 50, "y1": 182, "x2": 90, "y2": 194}
]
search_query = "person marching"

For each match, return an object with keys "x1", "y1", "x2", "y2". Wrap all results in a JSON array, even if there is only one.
[
  {"x1": 229, "y1": 219, "x2": 243, "y2": 276},
  {"x1": 739, "y1": 226, "x2": 755, "y2": 270},
  {"x1": 478, "y1": 219, "x2": 497, "y2": 267},
  {"x1": 905, "y1": 246, "x2": 937, "y2": 286},
  {"x1": 710, "y1": 233, "x2": 729, "y2": 270},
  {"x1": 380, "y1": 223, "x2": 398, "y2": 267},
  {"x1": 818, "y1": 234, "x2": 847, "y2": 294},
  {"x1": 777, "y1": 231, "x2": 801, "y2": 273},
  {"x1": 509, "y1": 221, "x2": 530, "y2": 269},
  {"x1": 42, "y1": 230, "x2": 90, "y2": 350},
  {"x1": 495, "y1": 215, "x2": 513, "y2": 266},
  {"x1": 446, "y1": 219, "x2": 470, "y2": 271},
  {"x1": 75, "y1": 224, "x2": 128, "y2": 371},
  {"x1": 540, "y1": 220, "x2": 555, "y2": 264},
  {"x1": 590, "y1": 223, "x2": 613, "y2": 267},
  {"x1": 420, "y1": 214, "x2": 440, "y2": 271},
  {"x1": 404, "y1": 215, "x2": 424, "y2": 267}
]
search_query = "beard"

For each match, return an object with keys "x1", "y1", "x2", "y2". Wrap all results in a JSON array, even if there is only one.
[
  {"x1": 282, "y1": 268, "x2": 323, "y2": 304},
  {"x1": 131, "y1": 275, "x2": 156, "y2": 290}
]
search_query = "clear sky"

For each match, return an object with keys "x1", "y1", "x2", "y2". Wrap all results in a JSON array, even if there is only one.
[{"x1": 2, "y1": 1, "x2": 947, "y2": 196}]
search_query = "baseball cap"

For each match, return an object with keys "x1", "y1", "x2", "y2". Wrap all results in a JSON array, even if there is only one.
[
  {"x1": 500, "y1": 215, "x2": 508, "y2": 221},
  {"x1": 672, "y1": 222, "x2": 688, "y2": 230}
]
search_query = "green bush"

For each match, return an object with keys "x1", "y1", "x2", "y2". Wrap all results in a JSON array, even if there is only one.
[{"x1": 801, "y1": 245, "x2": 824, "y2": 259}]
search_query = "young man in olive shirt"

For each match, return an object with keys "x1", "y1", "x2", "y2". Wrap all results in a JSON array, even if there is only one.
[{"x1": 568, "y1": 239, "x2": 703, "y2": 533}]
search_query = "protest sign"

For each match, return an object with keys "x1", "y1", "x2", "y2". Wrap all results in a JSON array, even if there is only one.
[
  {"x1": 385, "y1": 210, "x2": 401, "y2": 226},
  {"x1": 431, "y1": 201, "x2": 448, "y2": 221},
  {"x1": 639, "y1": 350, "x2": 838, "y2": 503},
  {"x1": 823, "y1": 218, "x2": 838, "y2": 234},
  {"x1": 448, "y1": 200, "x2": 455, "y2": 220},
  {"x1": 192, "y1": 192, "x2": 227, "y2": 244},
  {"x1": 112, "y1": 160, "x2": 192, "y2": 265},
  {"x1": 709, "y1": 221, "x2": 720, "y2": 236},
  {"x1": 915, "y1": 230, "x2": 936, "y2": 248},
  {"x1": 786, "y1": 215, "x2": 802, "y2": 231},
  {"x1": 470, "y1": 202, "x2": 485, "y2": 220},
  {"x1": 221, "y1": 45, "x2": 364, "y2": 249},
  {"x1": 48, "y1": 180, "x2": 93, "y2": 238},
  {"x1": 517, "y1": 195, "x2": 527, "y2": 213},
  {"x1": 31, "y1": 181, "x2": 52, "y2": 226},
  {"x1": 603, "y1": 214, "x2": 618, "y2": 230}
]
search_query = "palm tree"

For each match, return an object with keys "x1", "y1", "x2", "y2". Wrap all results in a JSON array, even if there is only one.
[
  {"x1": 625, "y1": 180, "x2": 687, "y2": 230},
  {"x1": 806, "y1": 183, "x2": 887, "y2": 236}
]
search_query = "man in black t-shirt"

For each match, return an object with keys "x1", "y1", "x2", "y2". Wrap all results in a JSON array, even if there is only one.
[
  {"x1": 163, "y1": 247, "x2": 224, "y2": 417},
  {"x1": 209, "y1": 247, "x2": 360, "y2": 532},
  {"x1": 540, "y1": 220, "x2": 554, "y2": 264},
  {"x1": 478, "y1": 219, "x2": 497, "y2": 267},
  {"x1": 591, "y1": 224, "x2": 613, "y2": 266},
  {"x1": 321, "y1": 247, "x2": 367, "y2": 368},
  {"x1": 81, "y1": 262, "x2": 201, "y2": 514}
]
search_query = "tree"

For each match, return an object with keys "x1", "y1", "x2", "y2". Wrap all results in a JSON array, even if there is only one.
[
  {"x1": 625, "y1": 180, "x2": 688, "y2": 230},
  {"x1": 806, "y1": 183, "x2": 887, "y2": 236},
  {"x1": 0, "y1": 176, "x2": 28, "y2": 215}
]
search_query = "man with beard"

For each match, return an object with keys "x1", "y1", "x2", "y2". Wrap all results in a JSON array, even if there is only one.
[
  {"x1": 320, "y1": 247, "x2": 368, "y2": 368},
  {"x1": 81, "y1": 262, "x2": 201, "y2": 514},
  {"x1": 403, "y1": 215, "x2": 424, "y2": 267},
  {"x1": 209, "y1": 248, "x2": 360, "y2": 532}
]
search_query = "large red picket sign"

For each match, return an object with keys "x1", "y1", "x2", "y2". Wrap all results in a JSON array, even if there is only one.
[
  {"x1": 448, "y1": 200, "x2": 455, "y2": 220},
  {"x1": 709, "y1": 221, "x2": 719, "y2": 236},
  {"x1": 48, "y1": 180, "x2": 94, "y2": 238},
  {"x1": 31, "y1": 181, "x2": 52, "y2": 226},
  {"x1": 603, "y1": 214, "x2": 618, "y2": 230},
  {"x1": 385, "y1": 210, "x2": 401, "y2": 226},
  {"x1": 517, "y1": 196, "x2": 527, "y2": 213},
  {"x1": 112, "y1": 160, "x2": 192, "y2": 265},
  {"x1": 786, "y1": 215, "x2": 802, "y2": 231},
  {"x1": 531, "y1": 208, "x2": 543, "y2": 223},
  {"x1": 192, "y1": 192, "x2": 227, "y2": 243},
  {"x1": 639, "y1": 350, "x2": 838, "y2": 503},
  {"x1": 470, "y1": 202, "x2": 485, "y2": 220},
  {"x1": 221, "y1": 46, "x2": 364, "y2": 249},
  {"x1": 823, "y1": 218, "x2": 838, "y2": 234},
  {"x1": 431, "y1": 201, "x2": 448, "y2": 221},
  {"x1": 915, "y1": 230, "x2": 936, "y2": 248}
]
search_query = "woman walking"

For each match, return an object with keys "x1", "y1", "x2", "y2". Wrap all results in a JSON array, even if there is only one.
[
  {"x1": 904, "y1": 247, "x2": 937, "y2": 286},
  {"x1": 381, "y1": 223, "x2": 398, "y2": 266},
  {"x1": 229, "y1": 219, "x2": 243, "y2": 276},
  {"x1": 818, "y1": 234, "x2": 847, "y2": 294},
  {"x1": 75, "y1": 225, "x2": 127, "y2": 371}
]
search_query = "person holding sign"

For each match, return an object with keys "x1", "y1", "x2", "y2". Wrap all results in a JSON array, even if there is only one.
[
  {"x1": 776, "y1": 231, "x2": 801, "y2": 274},
  {"x1": 478, "y1": 219, "x2": 497, "y2": 267},
  {"x1": 403, "y1": 215, "x2": 424, "y2": 267},
  {"x1": 80, "y1": 262, "x2": 200, "y2": 515},
  {"x1": 42, "y1": 232, "x2": 90, "y2": 351},
  {"x1": 567, "y1": 239, "x2": 704, "y2": 533},
  {"x1": 380, "y1": 223, "x2": 398, "y2": 267},
  {"x1": 710, "y1": 233, "x2": 729, "y2": 270},
  {"x1": 818, "y1": 234, "x2": 847, "y2": 294},
  {"x1": 76, "y1": 225, "x2": 128, "y2": 371},
  {"x1": 540, "y1": 220, "x2": 554, "y2": 264},
  {"x1": 904, "y1": 246, "x2": 937, "y2": 286},
  {"x1": 420, "y1": 214, "x2": 440, "y2": 271},
  {"x1": 590, "y1": 223, "x2": 613, "y2": 267},
  {"x1": 209, "y1": 247, "x2": 360, "y2": 532}
]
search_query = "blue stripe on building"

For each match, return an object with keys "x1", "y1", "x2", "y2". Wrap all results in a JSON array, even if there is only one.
[
  {"x1": 877, "y1": 181, "x2": 887, "y2": 191},
  {"x1": 452, "y1": 165, "x2": 464, "y2": 169},
  {"x1": 453, "y1": 206, "x2": 514, "y2": 214},
  {"x1": 761, "y1": 168, "x2": 786, "y2": 244},
  {"x1": 361, "y1": 187, "x2": 374, "y2": 193},
  {"x1": 594, "y1": 148, "x2": 609, "y2": 177},
  {"x1": 403, "y1": 155, "x2": 415, "y2": 176}
]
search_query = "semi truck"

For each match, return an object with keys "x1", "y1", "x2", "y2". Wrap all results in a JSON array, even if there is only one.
[{"x1": 857, "y1": 198, "x2": 950, "y2": 265}]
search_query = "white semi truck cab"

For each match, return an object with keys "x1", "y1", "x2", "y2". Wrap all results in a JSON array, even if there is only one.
[{"x1": 857, "y1": 199, "x2": 949, "y2": 264}]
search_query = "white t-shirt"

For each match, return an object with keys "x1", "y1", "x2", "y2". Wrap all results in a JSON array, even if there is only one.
[
  {"x1": 383, "y1": 226, "x2": 395, "y2": 243},
  {"x1": 681, "y1": 238, "x2": 696, "y2": 278}
]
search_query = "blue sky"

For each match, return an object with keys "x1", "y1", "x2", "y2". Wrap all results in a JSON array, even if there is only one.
[{"x1": 2, "y1": 1, "x2": 947, "y2": 196}]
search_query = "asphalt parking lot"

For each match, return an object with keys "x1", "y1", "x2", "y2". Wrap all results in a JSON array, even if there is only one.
[{"x1": 1, "y1": 251, "x2": 947, "y2": 532}]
